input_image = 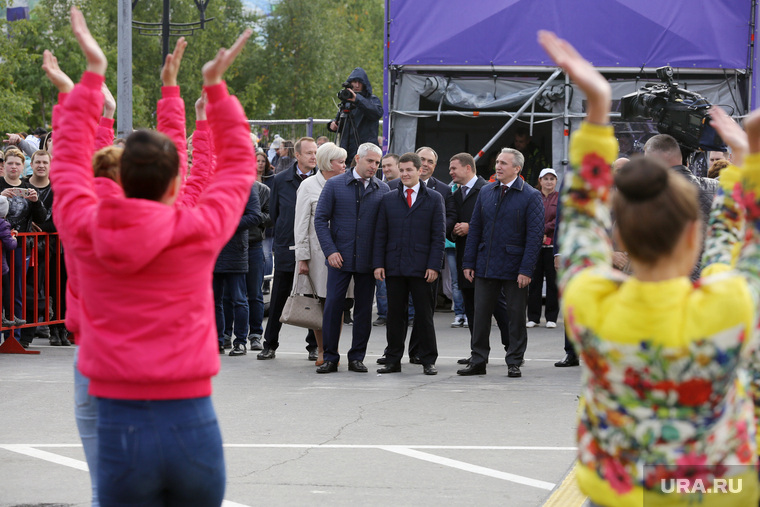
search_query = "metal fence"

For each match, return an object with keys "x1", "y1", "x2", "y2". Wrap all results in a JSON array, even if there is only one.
[{"x1": 248, "y1": 118, "x2": 384, "y2": 149}]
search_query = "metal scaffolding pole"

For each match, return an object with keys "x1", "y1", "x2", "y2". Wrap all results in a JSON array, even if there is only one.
[
  {"x1": 473, "y1": 68, "x2": 562, "y2": 162},
  {"x1": 117, "y1": 0, "x2": 133, "y2": 137}
]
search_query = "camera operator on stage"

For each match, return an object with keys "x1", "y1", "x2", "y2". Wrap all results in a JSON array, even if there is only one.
[{"x1": 328, "y1": 67, "x2": 383, "y2": 163}]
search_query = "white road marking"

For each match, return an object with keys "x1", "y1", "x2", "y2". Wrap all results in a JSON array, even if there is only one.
[
  {"x1": 0, "y1": 444, "x2": 89, "y2": 471},
  {"x1": 379, "y1": 446, "x2": 556, "y2": 490},
  {"x1": 2, "y1": 443, "x2": 577, "y2": 451}
]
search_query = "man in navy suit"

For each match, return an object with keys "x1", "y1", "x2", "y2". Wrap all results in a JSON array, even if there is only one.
[
  {"x1": 258, "y1": 137, "x2": 318, "y2": 361},
  {"x1": 382, "y1": 146, "x2": 444, "y2": 362},
  {"x1": 373, "y1": 153, "x2": 445, "y2": 375},
  {"x1": 460, "y1": 148, "x2": 544, "y2": 378},
  {"x1": 314, "y1": 143, "x2": 390, "y2": 373}
]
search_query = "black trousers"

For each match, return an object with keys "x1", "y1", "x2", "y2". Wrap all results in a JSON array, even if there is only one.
[
  {"x1": 385, "y1": 276, "x2": 438, "y2": 366},
  {"x1": 527, "y1": 248, "x2": 559, "y2": 323},
  {"x1": 471, "y1": 277, "x2": 528, "y2": 366},
  {"x1": 461, "y1": 286, "x2": 510, "y2": 350},
  {"x1": 263, "y1": 269, "x2": 316, "y2": 351}
]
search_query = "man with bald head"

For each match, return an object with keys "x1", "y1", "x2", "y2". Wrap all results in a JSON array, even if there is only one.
[
  {"x1": 611, "y1": 157, "x2": 629, "y2": 173},
  {"x1": 643, "y1": 134, "x2": 717, "y2": 277}
]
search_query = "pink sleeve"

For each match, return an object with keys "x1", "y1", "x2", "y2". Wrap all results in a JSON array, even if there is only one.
[
  {"x1": 175, "y1": 120, "x2": 215, "y2": 209},
  {"x1": 194, "y1": 82, "x2": 256, "y2": 243},
  {"x1": 156, "y1": 86, "x2": 188, "y2": 182},
  {"x1": 94, "y1": 116, "x2": 115, "y2": 151},
  {"x1": 50, "y1": 72, "x2": 104, "y2": 243}
]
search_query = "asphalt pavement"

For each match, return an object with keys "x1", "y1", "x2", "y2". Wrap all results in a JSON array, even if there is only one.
[{"x1": 0, "y1": 311, "x2": 582, "y2": 507}]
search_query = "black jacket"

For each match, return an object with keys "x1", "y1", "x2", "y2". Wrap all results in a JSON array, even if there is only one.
[
  {"x1": 445, "y1": 176, "x2": 488, "y2": 289},
  {"x1": 328, "y1": 67, "x2": 383, "y2": 162},
  {"x1": 374, "y1": 183, "x2": 445, "y2": 278},
  {"x1": 271, "y1": 163, "x2": 315, "y2": 272},
  {"x1": 214, "y1": 185, "x2": 261, "y2": 273},
  {"x1": 250, "y1": 181, "x2": 271, "y2": 244}
]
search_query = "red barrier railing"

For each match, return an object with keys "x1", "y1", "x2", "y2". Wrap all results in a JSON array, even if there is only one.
[{"x1": 0, "y1": 231, "x2": 64, "y2": 355}]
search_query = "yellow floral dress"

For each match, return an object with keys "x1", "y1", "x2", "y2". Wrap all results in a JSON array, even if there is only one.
[{"x1": 558, "y1": 122, "x2": 760, "y2": 506}]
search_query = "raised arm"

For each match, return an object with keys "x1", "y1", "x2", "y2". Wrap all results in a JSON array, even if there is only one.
[
  {"x1": 176, "y1": 93, "x2": 215, "y2": 209},
  {"x1": 47, "y1": 8, "x2": 106, "y2": 241},
  {"x1": 192, "y1": 30, "x2": 257, "y2": 244},
  {"x1": 158, "y1": 37, "x2": 188, "y2": 181},
  {"x1": 94, "y1": 82, "x2": 115, "y2": 150},
  {"x1": 538, "y1": 31, "x2": 618, "y2": 292}
]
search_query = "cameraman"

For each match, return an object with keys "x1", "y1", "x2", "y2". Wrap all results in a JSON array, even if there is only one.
[{"x1": 328, "y1": 67, "x2": 383, "y2": 163}]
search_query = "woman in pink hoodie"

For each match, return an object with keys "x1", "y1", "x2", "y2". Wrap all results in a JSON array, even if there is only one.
[{"x1": 49, "y1": 9, "x2": 254, "y2": 506}]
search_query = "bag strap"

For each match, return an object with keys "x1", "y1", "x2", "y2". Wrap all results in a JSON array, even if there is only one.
[{"x1": 293, "y1": 272, "x2": 319, "y2": 299}]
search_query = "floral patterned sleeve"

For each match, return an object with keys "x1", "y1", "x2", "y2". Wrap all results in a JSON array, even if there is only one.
[
  {"x1": 730, "y1": 155, "x2": 760, "y2": 308},
  {"x1": 557, "y1": 122, "x2": 619, "y2": 293},
  {"x1": 700, "y1": 165, "x2": 745, "y2": 272}
]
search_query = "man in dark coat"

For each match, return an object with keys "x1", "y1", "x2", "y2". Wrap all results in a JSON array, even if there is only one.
[
  {"x1": 373, "y1": 152, "x2": 444, "y2": 375},
  {"x1": 258, "y1": 137, "x2": 318, "y2": 360},
  {"x1": 460, "y1": 148, "x2": 544, "y2": 378},
  {"x1": 446, "y1": 153, "x2": 511, "y2": 365},
  {"x1": 213, "y1": 185, "x2": 261, "y2": 356},
  {"x1": 247, "y1": 180, "x2": 271, "y2": 351},
  {"x1": 327, "y1": 67, "x2": 383, "y2": 163},
  {"x1": 314, "y1": 142, "x2": 389, "y2": 373}
]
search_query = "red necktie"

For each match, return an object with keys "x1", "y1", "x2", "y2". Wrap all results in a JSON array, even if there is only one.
[{"x1": 406, "y1": 188, "x2": 413, "y2": 207}]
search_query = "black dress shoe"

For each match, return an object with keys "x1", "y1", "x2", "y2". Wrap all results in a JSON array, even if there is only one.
[
  {"x1": 218, "y1": 343, "x2": 225, "y2": 354},
  {"x1": 508, "y1": 364, "x2": 522, "y2": 378},
  {"x1": 457, "y1": 362, "x2": 486, "y2": 376},
  {"x1": 307, "y1": 348, "x2": 318, "y2": 361},
  {"x1": 423, "y1": 364, "x2": 438, "y2": 375},
  {"x1": 554, "y1": 355, "x2": 580, "y2": 367},
  {"x1": 348, "y1": 360, "x2": 368, "y2": 372},
  {"x1": 409, "y1": 356, "x2": 422, "y2": 364},
  {"x1": 377, "y1": 363, "x2": 401, "y2": 374},
  {"x1": 316, "y1": 361, "x2": 338, "y2": 373},
  {"x1": 376, "y1": 355, "x2": 388, "y2": 364},
  {"x1": 457, "y1": 357, "x2": 471, "y2": 365},
  {"x1": 257, "y1": 348, "x2": 276, "y2": 360}
]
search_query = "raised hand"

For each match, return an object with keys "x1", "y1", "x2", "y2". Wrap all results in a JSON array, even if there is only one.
[
  {"x1": 538, "y1": 30, "x2": 610, "y2": 124},
  {"x1": 41, "y1": 50, "x2": 74, "y2": 93},
  {"x1": 70, "y1": 6, "x2": 106, "y2": 76},
  {"x1": 161, "y1": 37, "x2": 187, "y2": 87},
  {"x1": 195, "y1": 92, "x2": 208, "y2": 121},
  {"x1": 708, "y1": 108, "x2": 747, "y2": 167},
  {"x1": 102, "y1": 83, "x2": 116, "y2": 119},
  {"x1": 742, "y1": 108, "x2": 760, "y2": 155},
  {"x1": 202, "y1": 29, "x2": 253, "y2": 86}
]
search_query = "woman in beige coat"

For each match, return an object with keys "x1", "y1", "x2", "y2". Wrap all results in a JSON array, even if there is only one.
[{"x1": 294, "y1": 142, "x2": 348, "y2": 365}]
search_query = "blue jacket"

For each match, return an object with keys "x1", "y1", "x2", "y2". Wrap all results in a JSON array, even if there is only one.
[
  {"x1": 314, "y1": 170, "x2": 390, "y2": 273},
  {"x1": 373, "y1": 183, "x2": 445, "y2": 278},
  {"x1": 270, "y1": 162, "x2": 314, "y2": 271},
  {"x1": 214, "y1": 185, "x2": 261, "y2": 273},
  {"x1": 462, "y1": 177, "x2": 544, "y2": 280}
]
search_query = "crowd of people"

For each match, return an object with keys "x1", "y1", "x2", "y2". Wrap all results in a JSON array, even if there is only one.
[{"x1": 8, "y1": 7, "x2": 760, "y2": 507}]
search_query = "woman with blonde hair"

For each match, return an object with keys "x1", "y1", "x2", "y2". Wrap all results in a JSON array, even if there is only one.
[{"x1": 293, "y1": 142, "x2": 348, "y2": 365}]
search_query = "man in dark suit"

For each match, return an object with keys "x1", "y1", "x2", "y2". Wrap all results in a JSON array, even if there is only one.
[
  {"x1": 314, "y1": 143, "x2": 390, "y2": 373},
  {"x1": 373, "y1": 153, "x2": 445, "y2": 375},
  {"x1": 460, "y1": 148, "x2": 544, "y2": 378},
  {"x1": 258, "y1": 137, "x2": 318, "y2": 361},
  {"x1": 446, "y1": 153, "x2": 511, "y2": 365},
  {"x1": 382, "y1": 146, "x2": 444, "y2": 362}
]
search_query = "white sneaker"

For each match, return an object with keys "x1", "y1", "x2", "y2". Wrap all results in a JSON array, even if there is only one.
[
  {"x1": 526, "y1": 321, "x2": 537, "y2": 328},
  {"x1": 463, "y1": 316, "x2": 469, "y2": 328},
  {"x1": 450, "y1": 315, "x2": 465, "y2": 328},
  {"x1": 546, "y1": 321, "x2": 557, "y2": 329}
]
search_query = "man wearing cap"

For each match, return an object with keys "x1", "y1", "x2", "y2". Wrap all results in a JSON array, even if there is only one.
[{"x1": 459, "y1": 148, "x2": 543, "y2": 378}]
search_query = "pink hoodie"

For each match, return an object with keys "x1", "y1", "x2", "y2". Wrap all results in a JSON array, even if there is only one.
[{"x1": 52, "y1": 72, "x2": 255, "y2": 399}]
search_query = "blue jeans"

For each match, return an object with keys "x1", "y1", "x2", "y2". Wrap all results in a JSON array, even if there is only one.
[
  {"x1": 375, "y1": 279, "x2": 387, "y2": 319},
  {"x1": 97, "y1": 397, "x2": 225, "y2": 507},
  {"x1": 262, "y1": 237, "x2": 274, "y2": 280},
  {"x1": 446, "y1": 249, "x2": 465, "y2": 316},
  {"x1": 213, "y1": 273, "x2": 249, "y2": 346},
  {"x1": 247, "y1": 242, "x2": 265, "y2": 337},
  {"x1": 74, "y1": 348, "x2": 99, "y2": 507}
]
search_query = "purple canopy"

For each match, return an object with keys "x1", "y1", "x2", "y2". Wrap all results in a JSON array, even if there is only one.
[{"x1": 387, "y1": 0, "x2": 751, "y2": 69}]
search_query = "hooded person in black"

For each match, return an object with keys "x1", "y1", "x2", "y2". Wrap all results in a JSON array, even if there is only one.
[{"x1": 328, "y1": 67, "x2": 383, "y2": 163}]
